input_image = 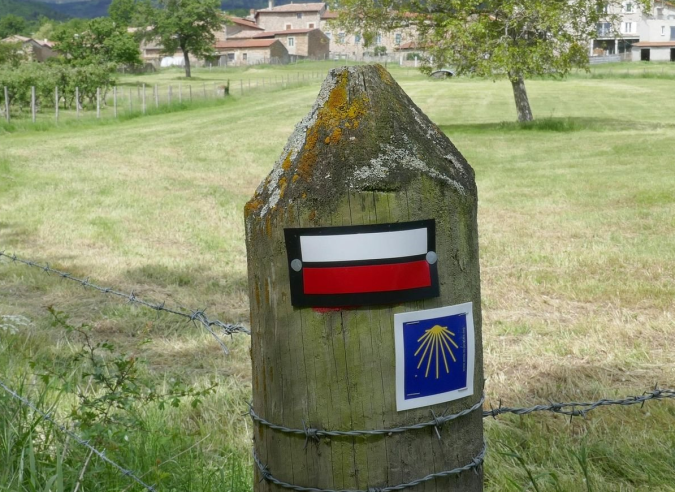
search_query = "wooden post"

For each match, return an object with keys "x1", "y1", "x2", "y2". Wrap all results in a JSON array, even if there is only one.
[
  {"x1": 142, "y1": 83, "x2": 146, "y2": 114},
  {"x1": 113, "y1": 86, "x2": 117, "y2": 118},
  {"x1": 75, "y1": 87, "x2": 80, "y2": 118},
  {"x1": 96, "y1": 88, "x2": 100, "y2": 119},
  {"x1": 3, "y1": 86, "x2": 9, "y2": 123},
  {"x1": 54, "y1": 86, "x2": 59, "y2": 123},
  {"x1": 245, "y1": 65, "x2": 484, "y2": 491},
  {"x1": 129, "y1": 87, "x2": 133, "y2": 112},
  {"x1": 31, "y1": 86, "x2": 36, "y2": 123},
  {"x1": 154, "y1": 84, "x2": 159, "y2": 108}
]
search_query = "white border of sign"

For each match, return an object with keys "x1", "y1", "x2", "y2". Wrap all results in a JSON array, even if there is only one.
[{"x1": 394, "y1": 302, "x2": 475, "y2": 411}]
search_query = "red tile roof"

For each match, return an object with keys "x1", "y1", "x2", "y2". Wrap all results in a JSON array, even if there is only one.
[
  {"x1": 634, "y1": 41, "x2": 675, "y2": 47},
  {"x1": 255, "y1": 2, "x2": 325, "y2": 15},
  {"x1": 228, "y1": 16, "x2": 264, "y2": 29},
  {"x1": 321, "y1": 11, "x2": 339, "y2": 19},
  {"x1": 215, "y1": 39, "x2": 280, "y2": 49}
]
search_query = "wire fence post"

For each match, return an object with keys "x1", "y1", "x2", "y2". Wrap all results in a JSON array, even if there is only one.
[
  {"x1": 189, "y1": 84, "x2": 192, "y2": 102},
  {"x1": 179, "y1": 82, "x2": 182, "y2": 103},
  {"x1": 96, "y1": 88, "x2": 101, "y2": 119},
  {"x1": 54, "y1": 86, "x2": 59, "y2": 123},
  {"x1": 203, "y1": 83, "x2": 206, "y2": 98},
  {"x1": 75, "y1": 86, "x2": 80, "y2": 118},
  {"x1": 129, "y1": 87, "x2": 133, "y2": 112},
  {"x1": 4, "y1": 86, "x2": 10, "y2": 123},
  {"x1": 142, "y1": 83, "x2": 146, "y2": 114},
  {"x1": 240, "y1": 79, "x2": 243, "y2": 95},
  {"x1": 31, "y1": 86, "x2": 36, "y2": 123},
  {"x1": 168, "y1": 85, "x2": 172, "y2": 105},
  {"x1": 244, "y1": 65, "x2": 484, "y2": 491},
  {"x1": 154, "y1": 84, "x2": 158, "y2": 108},
  {"x1": 113, "y1": 86, "x2": 117, "y2": 118}
]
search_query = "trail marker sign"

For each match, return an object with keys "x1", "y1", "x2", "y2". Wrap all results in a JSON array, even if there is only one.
[
  {"x1": 395, "y1": 302, "x2": 475, "y2": 411},
  {"x1": 284, "y1": 219, "x2": 439, "y2": 307}
]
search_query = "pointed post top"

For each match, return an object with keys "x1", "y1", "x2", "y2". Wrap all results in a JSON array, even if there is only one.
[{"x1": 245, "y1": 64, "x2": 476, "y2": 221}]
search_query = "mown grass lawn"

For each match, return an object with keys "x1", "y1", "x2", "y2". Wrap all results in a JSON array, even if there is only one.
[{"x1": 1, "y1": 61, "x2": 674, "y2": 491}]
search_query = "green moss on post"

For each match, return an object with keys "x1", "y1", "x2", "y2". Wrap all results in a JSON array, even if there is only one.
[{"x1": 245, "y1": 65, "x2": 484, "y2": 491}]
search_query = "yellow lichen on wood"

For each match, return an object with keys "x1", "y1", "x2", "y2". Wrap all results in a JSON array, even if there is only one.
[{"x1": 295, "y1": 71, "x2": 369, "y2": 181}]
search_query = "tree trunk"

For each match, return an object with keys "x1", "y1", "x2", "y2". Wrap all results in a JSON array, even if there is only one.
[
  {"x1": 183, "y1": 50, "x2": 191, "y2": 78},
  {"x1": 509, "y1": 73, "x2": 533, "y2": 122}
]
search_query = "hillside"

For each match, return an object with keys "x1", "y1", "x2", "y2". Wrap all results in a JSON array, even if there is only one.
[
  {"x1": 0, "y1": 0, "x2": 69, "y2": 21},
  {"x1": 31, "y1": 0, "x2": 282, "y2": 19}
]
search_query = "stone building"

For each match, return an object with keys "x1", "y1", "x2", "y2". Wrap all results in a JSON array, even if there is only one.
[
  {"x1": 254, "y1": 2, "x2": 327, "y2": 32},
  {"x1": 252, "y1": 28, "x2": 329, "y2": 59},
  {"x1": 214, "y1": 39, "x2": 289, "y2": 66}
]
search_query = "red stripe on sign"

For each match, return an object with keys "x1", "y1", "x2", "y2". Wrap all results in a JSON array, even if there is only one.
[{"x1": 303, "y1": 260, "x2": 431, "y2": 295}]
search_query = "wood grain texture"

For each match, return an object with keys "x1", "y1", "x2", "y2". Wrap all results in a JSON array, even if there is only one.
[{"x1": 246, "y1": 65, "x2": 483, "y2": 491}]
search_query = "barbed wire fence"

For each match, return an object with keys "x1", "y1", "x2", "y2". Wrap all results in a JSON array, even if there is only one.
[{"x1": 1, "y1": 251, "x2": 674, "y2": 491}]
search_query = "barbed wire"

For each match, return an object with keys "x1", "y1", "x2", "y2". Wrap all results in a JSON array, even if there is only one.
[
  {"x1": 253, "y1": 440, "x2": 486, "y2": 492},
  {"x1": 249, "y1": 395, "x2": 485, "y2": 445},
  {"x1": 484, "y1": 387, "x2": 675, "y2": 419},
  {"x1": 0, "y1": 378, "x2": 156, "y2": 492},
  {"x1": 248, "y1": 387, "x2": 675, "y2": 443},
  {"x1": 0, "y1": 251, "x2": 250, "y2": 354}
]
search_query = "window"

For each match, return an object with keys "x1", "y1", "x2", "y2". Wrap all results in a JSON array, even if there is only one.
[
  {"x1": 243, "y1": 53, "x2": 247, "y2": 61},
  {"x1": 285, "y1": 24, "x2": 292, "y2": 30},
  {"x1": 355, "y1": 33, "x2": 361, "y2": 43},
  {"x1": 395, "y1": 33, "x2": 402, "y2": 45},
  {"x1": 227, "y1": 53, "x2": 235, "y2": 61},
  {"x1": 597, "y1": 22, "x2": 611, "y2": 37},
  {"x1": 338, "y1": 32, "x2": 345, "y2": 43},
  {"x1": 308, "y1": 22, "x2": 315, "y2": 29},
  {"x1": 663, "y1": 26, "x2": 667, "y2": 36},
  {"x1": 288, "y1": 37, "x2": 295, "y2": 47},
  {"x1": 624, "y1": 2, "x2": 633, "y2": 12},
  {"x1": 624, "y1": 22, "x2": 632, "y2": 33},
  {"x1": 326, "y1": 32, "x2": 332, "y2": 39},
  {"x1": 297, "y1": 13, "x2": 303, "y2": 18},
  {"x1": 375, "y1": 33, "x2": 382, "y2": 45}
]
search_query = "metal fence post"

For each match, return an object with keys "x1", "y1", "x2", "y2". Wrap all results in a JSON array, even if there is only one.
[
  {"x1": 31, "y1": 86, "x2": 36, "y2": 123},
  {"x1": 113, "y1": 86, "x2": 117, "y2": 118},
  {"x1": 245, "y1": 65, "x2": 484, "y2": 491},
  {"x1": 75, "y1": 86, "x2": 80, "y2": 118},
  {"x1": 4, "y1": 86, "x2": 10, "y2": 123},
  {"x1": 142, "y1": 83, "x2": 146, "y2": 114},
  {"x1": 54, "y1": 86, "x2": 59, "y2": 123},
  {"x1": 96, "y1": 88, "x2": 101, "y2": 119}
]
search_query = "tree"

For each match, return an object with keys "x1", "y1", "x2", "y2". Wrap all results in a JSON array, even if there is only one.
[
  {"x1": 336, "y1": 0, "x2": 650, "y2": 122},
  {"x1": 145, "y1": 0, "x2": 224, "y2": 78},
  {"x1": 109, "y1": 0, "x2": 144, "y2": 28},
  {"x1": 53, "y1": 17, "x2": 142, "y2": 67},
  {"x1": 0, "y1": 41, "x2": 24, "y2": 67},
  {"x1": 0, "y1": 14, "x2": 28, "y2": 38}
]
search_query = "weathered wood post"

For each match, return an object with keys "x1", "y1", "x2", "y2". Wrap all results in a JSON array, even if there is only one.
[
  {"x1": 245, "y1": 65, "x2": 484, "y2": 492},
  {"x1": 31, "y1": 86, "x2": 36, "y2": 123},
  {"x1": 54, "y1": 86, "x2": 59, "y2": 123}
]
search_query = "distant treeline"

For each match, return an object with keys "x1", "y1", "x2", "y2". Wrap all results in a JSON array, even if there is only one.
[{"x1": 3, "y1": 0, "x2": 288, "y2": 20}]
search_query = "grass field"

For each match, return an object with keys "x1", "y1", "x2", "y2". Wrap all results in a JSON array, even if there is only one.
[{"x1": 1, "y1": 61, "x2": 674, "y2": 491}]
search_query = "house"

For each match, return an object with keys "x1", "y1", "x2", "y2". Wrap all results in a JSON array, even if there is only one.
[
  {"x1": 252, "y1": 28, "x2": 329, "y2": 60},
  {"x1": 1, "y1": 35, "x2": 57, "y2": 62},
  {"x1": 632, "y1": 1, "x2": 675, "y2": 60},
  {"x1": 590, "y1": 1, "x2": 675, "y2": 60},
  {"x1": 319, "y1": 11, "x2": 419, "y2": 60},
  {"x1": 254, "y1": 1, "x2": 327, "y2": 31},
  {"x1": 214, "y1": 39, "x2": 288, "y2": 66}
]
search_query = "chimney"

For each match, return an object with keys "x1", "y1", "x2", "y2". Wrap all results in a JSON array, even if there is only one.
[{"x1": 268, "y1": 0, "x2": 275, "y2": 9}]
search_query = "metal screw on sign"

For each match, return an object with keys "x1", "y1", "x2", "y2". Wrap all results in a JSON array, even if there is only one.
[{"x1": 245, "y1": 65, "x2": 484, "y2": 491}]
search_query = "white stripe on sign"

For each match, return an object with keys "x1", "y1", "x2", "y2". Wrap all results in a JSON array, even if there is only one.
[{"x1": 300, "y1": 228, "x2": 428, "y2": 263}]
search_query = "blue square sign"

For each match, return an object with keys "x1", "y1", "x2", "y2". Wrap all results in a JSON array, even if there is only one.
[{"x1": 395, "y1": 303, "x2": 475, "y2": 411}]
